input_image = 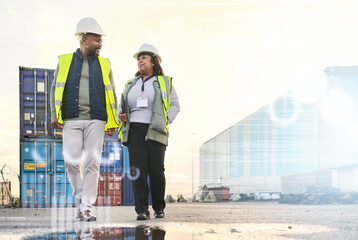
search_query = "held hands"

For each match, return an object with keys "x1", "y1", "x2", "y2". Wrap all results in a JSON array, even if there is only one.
[
  {"x1": 51, "y1": 117, "x2": 63, "y2": 129},
  {"x1": 118, "y1": 111, "x2": 127, "y2": 123}
]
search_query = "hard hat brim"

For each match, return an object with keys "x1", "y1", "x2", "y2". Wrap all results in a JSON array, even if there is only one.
[
  {"x1": 75, "y1": 32, "x2": 106, "y2": 37},
  {"x1": 133, "y1": 51, "x2": 162, "y2": 62}
]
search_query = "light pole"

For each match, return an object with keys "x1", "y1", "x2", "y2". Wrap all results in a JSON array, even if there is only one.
[{"x1": 191, "y1": 132, "x2": 195, "y2": 200}]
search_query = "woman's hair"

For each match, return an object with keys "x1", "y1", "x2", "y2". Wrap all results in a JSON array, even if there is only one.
[{"x1": 135, "y1": 53, "x2": 164, "y2": 77}]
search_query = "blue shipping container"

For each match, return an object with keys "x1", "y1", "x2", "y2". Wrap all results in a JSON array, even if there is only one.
[
  {"x1": 52, "y1": 172, "x2": 75, "y2": 207},
  {"x1": 100, "y1": 140, "x2": 123, "y2": 173},
  {"x1": 20, "y1": 138, "x2": 76, "y2": 207},
  {"x1": 23, "y1": 230, "x2": 78, "y2": 240},
  {"x1": 121, "y1": 147, "x2": 151, "y2": 206},
  {"x1": 19, "y1": 66, "x2": 63, "y2": 138},
  {"x1": 122, "y1": 147, "x2": 134, "y2": 206},
  {"x1": 21, "y1": 139, "x2": 51, "y2": 173},
  {"x1": 21, "y1": 171, "x2": 51, "y2": 208}
]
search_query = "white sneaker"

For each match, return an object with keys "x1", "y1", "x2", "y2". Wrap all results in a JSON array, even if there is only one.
[
  {"x1": 75, "y1": 207, "x2": 82, "y2": 220},
  {"x1": 82, "y1": 210, "x2": 96, "y2": 222}
]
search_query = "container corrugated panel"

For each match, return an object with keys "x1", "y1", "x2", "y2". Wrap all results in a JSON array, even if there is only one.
[
  {"x1": 50, "y1": 139, "x2": 76, "y2": 207},
  {"x1": 21, "y1": 139, "x2": 52, "y2": 207},
  {"x1": 21, "y1": 171, "x2": 51, "y2": 208},
  {"x1": 122, "y1": 147, "x2": 135, "y2": 206},
  {"x1": 19, "y1": 66, "x2": 63, "y2": 139},
  {"x1": 20, "y1": 138, "x2": 76, "y2": 207},
  {"x1": 21, "y1": 139, "x2": 52, "y2": 173},
  {"x1": 52, "y1": 139, "x2": 65, "y2": 173},
  {"x1": 52, "y1": 172, "x2": 76, "y2": 207},
  {"x1": 121, "y1": 147, "x2": 152, "y2": 206},
  {"x1": 100, "y1": 140, "x2": 122, "y2": 173},
  {"x1": 95, "y1": 173, "x2": 122, "y2": 206}
]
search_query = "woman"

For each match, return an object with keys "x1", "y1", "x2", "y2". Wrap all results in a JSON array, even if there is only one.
[{"x1": 118, "y1": 43, "x2": 180, "y2": 220}]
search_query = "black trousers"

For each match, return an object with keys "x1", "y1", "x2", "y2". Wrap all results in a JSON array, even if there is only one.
[{"x1": 126, "y1": 123, "x2": 167, "y2": 214}]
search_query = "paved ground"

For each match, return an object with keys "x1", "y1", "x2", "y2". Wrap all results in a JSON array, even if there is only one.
[{"x1": 1, "y1": 201, "x2": 358, "y2": 239}]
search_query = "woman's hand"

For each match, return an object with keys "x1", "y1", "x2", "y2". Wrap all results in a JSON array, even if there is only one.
[{"x1": 119, "y1": 111, "x2": 127, "y2": 122}]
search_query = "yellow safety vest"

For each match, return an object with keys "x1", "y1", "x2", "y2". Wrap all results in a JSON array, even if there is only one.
[
  {"x1": 54, "y1": 53, "x2": 119, "y2": 130},
  {"x1": 118, "y1": 75, "x2": 172, "y2": 142}
]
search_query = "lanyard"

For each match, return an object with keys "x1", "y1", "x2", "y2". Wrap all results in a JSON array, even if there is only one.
[{"x1": 141, "y1": 75, "x2": 154, "y2": 92}]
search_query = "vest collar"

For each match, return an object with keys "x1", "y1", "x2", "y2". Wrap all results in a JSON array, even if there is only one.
[{"x1": 75, "y1": 48, "x2": 97, "y2": 64}]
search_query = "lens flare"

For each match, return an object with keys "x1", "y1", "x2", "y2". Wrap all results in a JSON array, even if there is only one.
[{"x1": 126, "y1": 167, "x2": 140, "y2": 181}]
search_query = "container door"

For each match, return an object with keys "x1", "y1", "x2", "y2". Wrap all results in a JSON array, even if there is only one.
[
  {"x1": 20, "y1": 139, "x2": 51, "y2": 207},
  {"x1": 20, "y1": 68, "x2": 50, "y2": 138},
  {"x1": 51, "y1": 140, "x2": 75, "y2": 207}
]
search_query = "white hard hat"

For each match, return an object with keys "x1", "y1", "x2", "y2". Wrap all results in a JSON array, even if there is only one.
[
  {"x1": 133, "y1": 43, "x2": 162, "y2": 62},
  {"x1": 75, "y1": 17, "x2": 105, "y2": 36}
]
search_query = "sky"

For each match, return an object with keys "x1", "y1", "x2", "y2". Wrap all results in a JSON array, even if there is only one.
[{"x1": 1, "y1": 0, "x2": 358, "y2": 198}]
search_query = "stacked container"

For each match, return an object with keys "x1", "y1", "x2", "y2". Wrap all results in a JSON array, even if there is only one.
[
  {"x1": 121, "y1": 146, "x2": 152, "y2": 206},
  {"x1": 121, "y1": 146, "x2": 135, "y2": 206},
  {"x1": 20, "y1": 66, "x2": 124, "y2": 208},
  {"x1": 20, "y1": 67, "x2": 75, "y2": 207}
]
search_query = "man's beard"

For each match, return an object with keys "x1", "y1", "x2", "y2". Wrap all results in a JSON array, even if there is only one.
[{"x1": 88, "y1": 47, "x2": 101, "y2": 57}]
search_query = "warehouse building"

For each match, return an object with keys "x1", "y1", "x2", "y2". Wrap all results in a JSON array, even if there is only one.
[{"x1": 200, "y1": 66, "x2": 358, "y2": 194}]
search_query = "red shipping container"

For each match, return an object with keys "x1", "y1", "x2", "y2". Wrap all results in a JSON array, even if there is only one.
[
  {"x1": 105, "y1": 174, "x2": 122, "y2": 190},
  {"x1": 106, "y1": 190, "x2": 121, "y2": 197},
  {"x1": 93, "y1": 227, "x2": 123, "y2": 238},
  {"x1": 96, "y1": 196, "x2": 121, "y2": 206},
  {"x1": 95, "y1": 173, "x2": 122, "y2": 206}
]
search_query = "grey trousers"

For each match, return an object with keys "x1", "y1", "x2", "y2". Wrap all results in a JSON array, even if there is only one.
[{"x1": 63, "y1": 119, "x2": 105, "y2": 212}]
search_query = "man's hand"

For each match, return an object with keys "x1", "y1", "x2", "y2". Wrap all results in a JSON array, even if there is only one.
[
  {"x1": 118, "y1": 111, "x2": 127, "y2": 122},
  {"x1": 51, "y1": 117, "x2": 63, "y2": 129},
  {"x1": 107, "y1": 128, "x2": 115, "y2": 137}
]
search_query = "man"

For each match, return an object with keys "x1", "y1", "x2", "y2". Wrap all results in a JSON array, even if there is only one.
[{"x1": 50, "y1": 17, "x2": 119, "y2": 221}]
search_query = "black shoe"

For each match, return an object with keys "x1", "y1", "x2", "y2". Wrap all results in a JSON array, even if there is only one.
[
  {"x1": 154, "y1": 210, "x2": 165, "y2": 218},
  {"x1": 137, "y1": 212, "x2": 150, "y2": 221}
]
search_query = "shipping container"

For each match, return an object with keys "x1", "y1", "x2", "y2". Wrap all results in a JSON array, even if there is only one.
[
  {"x1": 19, "y1": 66, "x2": 63, "y2": 139},
  {"x1": 52, "y1": 172, "x2": 75, "y2": 207},
  {"x1": 95, "y1": 173, "x2": 122, "y2": 206},
  {"x1": 100, "y1": 140, "x2": 122, "y2": 173},
  {"x1": 0, "y1": 181, "x2": 11, "y2": 206},
  {"x1": 121, "y1": 147, "x2": 152, "y2": 206},
  {"x1": 23, "y1": 230, "x2": 78, "y2": 240},
  {"x1": 122, "y1": 147, "x2": 135, "y2": 206},
  {"x1": 21, "y1": 138, "x2": 51, "y2": 207},
  {"x1": 20, "y1": 138, "x2": 76, "y2": 207},
  {"x1": 93, "y1": 227, "x2": 123, "y2": 238}
]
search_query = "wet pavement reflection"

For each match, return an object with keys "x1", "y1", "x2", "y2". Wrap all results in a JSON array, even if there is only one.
[{"x1": 22, "y1": 226, "x2": 166, "y2": 240}]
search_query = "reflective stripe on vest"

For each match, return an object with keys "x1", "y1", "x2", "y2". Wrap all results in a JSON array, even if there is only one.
[
  {"x1": 157, "y1": 75, "x2": 172, "y2": 132},
  {"x1": 55, "y1": 53, "x2": 119, "y2": 130},
  {"x1": 98, "y1": 57, "x2": 119, "y2": 130},
  {"x1": 55, "y1": 53, "x2": 73, "y2": 124},
  {"x1": 118, "y1": 75, "x2": 171, "y2": 141}
]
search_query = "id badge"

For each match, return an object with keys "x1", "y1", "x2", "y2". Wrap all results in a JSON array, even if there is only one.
[{"x1": 137, "y1": 96, "x2": 148, "y2": 107}]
